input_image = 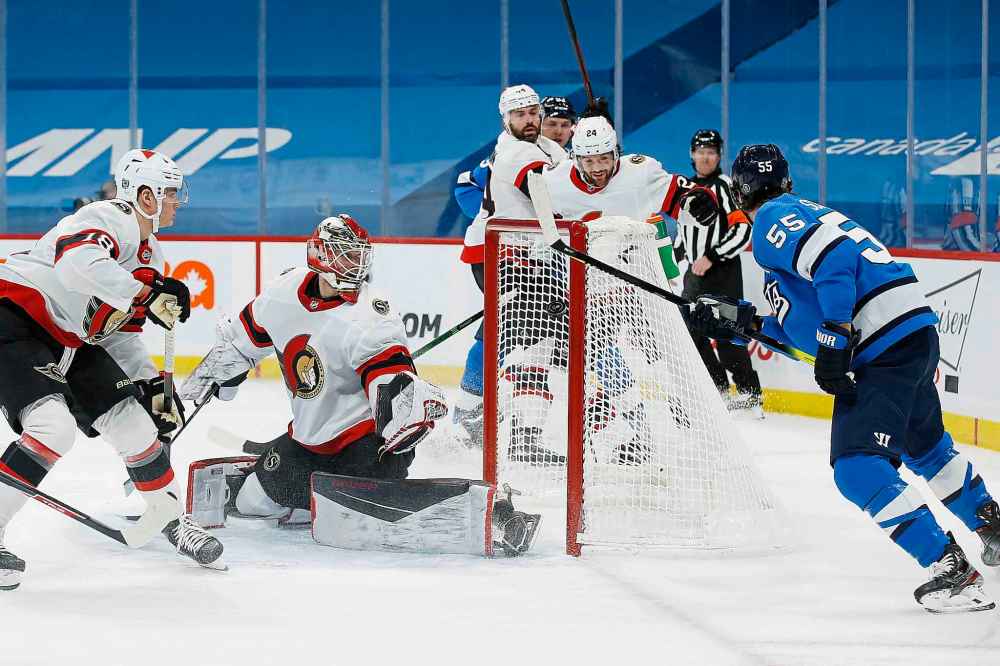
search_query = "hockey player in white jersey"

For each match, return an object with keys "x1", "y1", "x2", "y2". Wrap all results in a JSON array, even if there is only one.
[
  {"x1": 181, "y1": 215, "x2": 540, "y2": 557},
  {"x1": 0, "y1": 149, "x2": 225, "y2": 590},
  {"x1": 454, "y1": 85, "x2": 568, "y2": 449},
  {"x1": 540, "y1": 116, "x2": 718, "y2": 462}
]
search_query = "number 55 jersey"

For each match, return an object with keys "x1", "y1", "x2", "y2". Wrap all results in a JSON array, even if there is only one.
[{"x1": 751, "y1": 193, "x2": 937, "y2": 367}]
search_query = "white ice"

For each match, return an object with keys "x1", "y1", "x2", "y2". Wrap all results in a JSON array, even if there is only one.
[{"x1": 2, "y1": 379, "x2": 999, "y2": 666}]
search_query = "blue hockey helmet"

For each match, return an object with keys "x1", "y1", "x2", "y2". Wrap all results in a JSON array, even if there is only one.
[{"x1": 731, "y1": 144, "x2": 792, "y2": 211}]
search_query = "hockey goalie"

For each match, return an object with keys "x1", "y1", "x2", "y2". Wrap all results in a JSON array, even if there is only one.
[{"x1": 179, "y1": 214, "x2": 539, "y2": 557}]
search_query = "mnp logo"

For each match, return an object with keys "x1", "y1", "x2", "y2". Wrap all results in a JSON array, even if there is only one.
[{"x1": 164, "y1": 260, "x2": 215, "y2": 310}]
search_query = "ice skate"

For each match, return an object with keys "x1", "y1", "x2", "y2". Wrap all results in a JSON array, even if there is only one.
[
  {"x1": 975, "y1": 500, "x2": 1000, "y2": 566},
  {"x1": 452, "y1": 402, "x2": 484, "y2": 449},
  {"x1": 491, "y1": 484, "x2": 541, "y2": 557},
  {"x1": 0, "y1": 530, "x2": 25, "y2": 591},
  {"x1": 914, "y1": 534, "x2": 994, "y2": 613},
  {"x1": 162, "y1": 514, "x2": 227, "y2": 571},
  {"x1": 727, "y1": 391, "x2": 765, "y2": 419},
  {"x1": 509, "y1": 424, "x2": 566, "y2": 465}
]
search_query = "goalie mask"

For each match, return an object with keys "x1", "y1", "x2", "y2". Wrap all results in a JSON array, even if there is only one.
[
  {"x1": 114, "y1": 148, "x2": 188, "y2": 234},
  {"x1": 306, "y1": 214, "x2": 374, "y2": 293}
]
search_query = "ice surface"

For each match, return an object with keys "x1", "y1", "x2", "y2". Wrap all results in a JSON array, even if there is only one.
[{"x1": 2, "y1": 379, "x2": 999, "y2": 665}]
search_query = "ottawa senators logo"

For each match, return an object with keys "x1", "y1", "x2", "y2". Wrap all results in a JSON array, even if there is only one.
[
  {"x1": 281, "y1": 334, "x2": 325, "y2": 399},
  {"x1": 630, "y1": 154, "x2": 646, "y2": 164},
  {"x1": 372, "y1": 298, "x2": 390, "y2": 316}
]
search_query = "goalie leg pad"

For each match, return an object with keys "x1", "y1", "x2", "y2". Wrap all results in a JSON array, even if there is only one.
[
  {"x1": 311, "y1": 474, "x2": 499, "y2": 556},
  {"x1": 254, "y1": 432, "x2": 415, "y2": 511},
  {"x1": 185, "y1": 456, "x2": 258, "y2": 528}
]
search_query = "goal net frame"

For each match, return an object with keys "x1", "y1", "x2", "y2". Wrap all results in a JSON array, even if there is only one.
[{"x1": 482, "y1": 217, "x2": 782, "y2": 556}]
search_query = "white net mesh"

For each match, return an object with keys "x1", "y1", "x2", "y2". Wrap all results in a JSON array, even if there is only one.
[{"x1": 490, "y1": 217, "x2": 783, "y2": 550}]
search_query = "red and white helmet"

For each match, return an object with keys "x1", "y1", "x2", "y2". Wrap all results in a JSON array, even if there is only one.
[
  {"x1": 114, "y1": 148, "x2": 187, "y2": 233},
  {"x1": 306, "y1": 214, "x2": 373, "y2": 292}
]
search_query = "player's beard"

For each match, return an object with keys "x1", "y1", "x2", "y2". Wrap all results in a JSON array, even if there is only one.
[
  {"x1": 511, "y1": 123, "x2": 539, "y2": 142},
  {"x1": 586, "y1": 170, "x2": 610, "y2": 188}
]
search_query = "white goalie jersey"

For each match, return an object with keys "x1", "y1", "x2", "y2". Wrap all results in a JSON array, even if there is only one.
[
  {"x1": 0, "y1": 199, "x2": 164, "y2": 378},
  {"x1": 191, "y1": 268, "x2": 416, "y2": 455}
]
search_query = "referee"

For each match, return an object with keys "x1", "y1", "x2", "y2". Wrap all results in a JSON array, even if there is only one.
[{"x1": 675, "y1": 129, "x2": 763, "y2": 413}]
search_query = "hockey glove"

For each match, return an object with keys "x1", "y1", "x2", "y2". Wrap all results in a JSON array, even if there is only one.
[
  {"x1": 375, "y1": 371, "x2": 449, "y2": 458},
  {"x1": 137, "y1": 374, "x2": 186, "y2": 443},
  {"x1": 814, "y1": 321, "x2": 860, "y2": 401},
  {"x1": 134, "y1": 268, "x2": 191, "y2": 330},
  {"x1": 581, "y1": 96, "x2": 613, "y2": 126},
  {"x1": 678, "y1": 187, "x2": 718, "y2": 226},
  {"x1": 684, "y1": 295, "x2": 759, "y2": 344}
]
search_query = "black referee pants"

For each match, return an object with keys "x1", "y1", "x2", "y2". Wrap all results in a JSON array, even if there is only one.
[{"x1": 681, "y1": 259, "x2": 762, "y2": 397}]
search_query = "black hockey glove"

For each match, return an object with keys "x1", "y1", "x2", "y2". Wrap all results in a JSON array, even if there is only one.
[
  {"x1": 134, "y1": 268, "x2": 191, "y2": 330},
  {"x1": 581, "y1": 96, "x2": 614, "y2": 126},
  {"x1": 684, "y1": 295, "x2": 759, "y2": 344},
  {"x1": 813, "y1": 321, "x2": 860, "y2": 401},
  {"x1": 678, "y1": 187, "x2": 718, "y2": 226},
  {"x1": 137, "y1": 374, "x2": 186, "y2": 443}
]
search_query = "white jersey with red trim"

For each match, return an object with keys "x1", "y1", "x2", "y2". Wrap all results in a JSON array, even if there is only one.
[
  {"x1": 461, "y1": 133, "x2": 566, "y2": 263},
  {"x1": 230, "y1": 268, "x2": 413, "y2": 455},
  {"x1": 0, "y1": 200, "x2": 163, "y2": 377},
  {"x1": 543, "y1": 154, "x2": 691, "y2": 223}
]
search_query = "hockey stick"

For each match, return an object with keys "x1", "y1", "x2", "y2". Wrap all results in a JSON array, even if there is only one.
[
  {"x1": 526, "y1": 171, "x2": 816, "y2": 366},
  {"x1": 0, "y1": 468, "x2": 174, "y2": 547},
  {"x1": 162, "y1": 327, "x2": 176, "y2": 414},
  {"x1": 559, "y1": 0, "x2": 595, "y2": 107},
  {"x1": 411, "y1": 310, "x2": 484, "y2": 359}
]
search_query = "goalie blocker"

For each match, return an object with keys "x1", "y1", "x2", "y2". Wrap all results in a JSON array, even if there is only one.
[{"x1": 186, "y1": 457, "x2": 540, "y2": 557}]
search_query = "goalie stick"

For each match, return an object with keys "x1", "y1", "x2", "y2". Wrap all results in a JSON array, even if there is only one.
[
  {"x1": 526, "y1": 171, "x2": 817, "y2": 366},
  {"x1": 0, "y1": 468, "x2": 177, "y2": 548}
]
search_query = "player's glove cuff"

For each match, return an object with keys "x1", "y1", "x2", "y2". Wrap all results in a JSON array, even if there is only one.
[{"x1": 814, "y1": 322, "x2": 860, "y2": 401}]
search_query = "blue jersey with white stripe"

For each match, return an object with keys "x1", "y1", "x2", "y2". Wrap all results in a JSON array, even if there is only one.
[
  {"x1": 752, "y1": 194, "x2": 937, "y2": 368},
  {"x1": 454, "y1": 159, "x2": 490, "y2": 219}
]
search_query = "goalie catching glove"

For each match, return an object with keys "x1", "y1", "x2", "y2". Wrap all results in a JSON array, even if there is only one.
[
  {"x1": 373, "y1": 371, "x2": 448, "y2": 458},
  {"x1": 684, "y1": 294, "x2": 760, "y2": 343}
]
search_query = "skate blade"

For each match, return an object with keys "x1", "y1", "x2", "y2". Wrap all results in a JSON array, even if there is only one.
[
  {"x1": 0, "y1": 570, "x2": 23, "y2": 590},
  {"x1": 920, "y1": 589, "x2": 996, "y2": 614}
]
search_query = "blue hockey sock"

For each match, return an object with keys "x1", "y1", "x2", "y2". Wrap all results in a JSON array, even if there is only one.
[
  {"x1": 903, "y1": 432, "x2": 992, "y2": 531},
  {"x1": 834, "y1": 454, "x2": 949, "y2": 567},
  {"x1": 460, "y1": 339, "x2": 484, "y2": 396}
]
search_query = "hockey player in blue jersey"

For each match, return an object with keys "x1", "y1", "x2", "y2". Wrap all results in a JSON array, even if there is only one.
[{"x1": 687, "y1": 144, "x2": 1000, "y2": 613}]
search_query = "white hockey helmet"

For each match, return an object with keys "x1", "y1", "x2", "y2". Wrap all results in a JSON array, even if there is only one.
[
  {"x1": 498, "y1": 84, "x2": 541, "y2": 135},
  {"x1": 306, "y1": 213, "x2": 374, "y2": 294},
  {"x1": 572, "y1": 117, "x2": 620, "y2": 182},
  {"x1": 498, "y1": 84, "x2": 540, "y2": 116},
  {"x1": 114, "y1": 148, "x2": 187, "y2": 233}
]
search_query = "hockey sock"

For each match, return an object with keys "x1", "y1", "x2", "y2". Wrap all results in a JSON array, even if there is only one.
[
  {"x1": 0, "y1": 398, "x2": 76, "y2": 526},
  {"x1": 124, "y1": 440, "x2": 175, "y2": 492},
  {"x1": 903, "y1": 433, "x2": 992, "y2": 532},
  {"x1": 460, "y1": 339, "x2": 484, "y2": 396},
  {"x1": 834, "y1": 454, "x2": 949, "y2": 567}
]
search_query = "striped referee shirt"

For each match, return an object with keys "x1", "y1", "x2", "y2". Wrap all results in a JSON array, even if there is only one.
[{"x1": 674, "y1": 168, "x2": 752, "y2": 264}]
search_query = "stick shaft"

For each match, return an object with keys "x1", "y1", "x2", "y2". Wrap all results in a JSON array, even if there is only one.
[
  {"x1": 0, "y1": 469, "x2": 128, "y2": 545},
  {"x1": 162, "y1": 328, "x2": 175, "y2": 413},
  {"x1": 559, "y1": 0, "x2": 595, "y2": 106},
  {"x1": 411, "y1": 310, "x2": 484, "y2": 359}
]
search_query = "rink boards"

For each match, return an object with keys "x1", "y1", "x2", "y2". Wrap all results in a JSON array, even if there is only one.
[{"x1": 0, "y1": 235, "x2": 996, "y2": 451}]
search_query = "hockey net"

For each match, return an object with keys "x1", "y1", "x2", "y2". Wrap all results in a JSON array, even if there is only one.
[{"x1": 483, "y1": 217, "x2": 783, "y2": 555}]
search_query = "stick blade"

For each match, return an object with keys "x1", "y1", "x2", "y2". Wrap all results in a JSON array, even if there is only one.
[{"x1": 527, "y1": 170, "x2": 561, "y2": 246}]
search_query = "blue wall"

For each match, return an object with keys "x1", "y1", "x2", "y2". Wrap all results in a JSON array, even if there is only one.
[{"x1": 5, "y1": 0, "x2": 995, "y2": 245}]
